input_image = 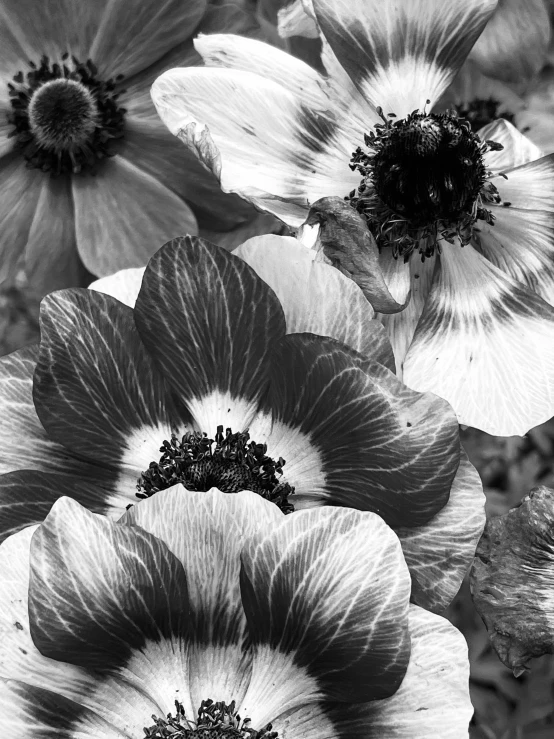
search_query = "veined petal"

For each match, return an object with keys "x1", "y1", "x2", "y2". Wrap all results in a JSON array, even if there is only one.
[
  {"x1": 72, "y1": 154, "x2": 198, "y2": 277},
  {"x1": 395, "y1": 449, "x2": 485, "y2": 613},
  {"x1": 122, "y1": 487, "x2": 282, "y2": 709},
  {"x1": 329, "y1": 606, "x2": 472, "y2": 739},
  {"x1": 0, "y1": 679, "x2": 125, "y2": 739},
  {"x1": 34, "y1": 289, "x2": 181, "y2": 472},
  {"x1": 89, "y1": 267, "x2": 146, "y2": 308},
  {"x1": 235, "y1": 235, "x2": 395, "y2": 370},
  {"x1": 89, "y1": 0, "x2": 207, "y2": 79},
  {"x1": 480, "y1": 119, "x2": 543, "y2": 171},
  {"x1": 377, "y1": 253, "x2": 436, "y2": 376},
  {"x1": 134, "y1": 237, "x2": 285, "y2": 431},
  {"x1": 0, "y1": 524, "x2": 163, "y2": 734},
  {"x1": 403, "y1": 241, "x2": 554, "y2": 436},
  {"x1": 312, "y1": 0, "x2": 497, "y2": 117},
  {"x1": 469, "y1": 0, "x2": 551, "y2": 82},
  {"x1": 256, "y1": 334, "x2": 460, "y2": 528},
  {"x1": 194, "y1": 34, "x2": 329, "y2": 112},
  {"x1": 239, "y1": 507, "x2": 411, "y2": 727},
  {"x1": 491, "y1": 152, "x2": 554, "y2": 209},
  {"x1": 151, "y1": 67, "x2": 358, "y2": 226}
]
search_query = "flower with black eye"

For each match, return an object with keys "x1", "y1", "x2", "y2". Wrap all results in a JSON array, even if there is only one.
[
  {"x1": 0, "y1": 234, "x2": 484, "y2": 613},
  {"x1": 152, "y1": 0, "x2": 554, "y2": 436},
  {"x1": 0, "y1": 0, "x2": 265, "y2": 294},
  {"x1": 0, "y1": 488, "x2": 473, "y2": 738}
]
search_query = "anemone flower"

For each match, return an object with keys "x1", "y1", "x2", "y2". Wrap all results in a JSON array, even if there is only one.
[
  {"x1": 0, "y1": 0, "x2": 265, "y2": 294},
  {"x1": 152, "y1": 0, "x2": 554, "y2": 437},
  {"x1": 0, "y1": 234, "x2": 483, "y2": 613},
  {"x1": 0, "y1": 487, "x2": 473, "y2": 737}
]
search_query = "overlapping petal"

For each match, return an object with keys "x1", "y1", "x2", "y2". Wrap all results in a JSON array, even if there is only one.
[
  {"x1": 311, "y1": 0, "x2": 497, "y2": 117},
  {"x1": 403, "y1": 240, "x2": 554, "y2": 435}
]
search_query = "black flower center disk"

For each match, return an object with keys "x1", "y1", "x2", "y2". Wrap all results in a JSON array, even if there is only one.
[
  {"x1": 144, "y1": 700, "x2": 278, "y2": 739},
  {"x1": 347, "y1": 107, "x2": 505, "y2": 260},
  {"x1": 137, "y1": 426, "x2": 295, "y2": 514},
  {"x1": 453, "y1": 97, "x2": 516, "y2": 133},
  {"x1": 7, "y1": 54, "x2": 126, "y2": 174}
]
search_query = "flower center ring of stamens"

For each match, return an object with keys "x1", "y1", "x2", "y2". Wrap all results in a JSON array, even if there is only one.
[
  {"x1": 347, "y1": 106, "x2": 504, "y2": 260},
  {"x1": 137, "y1": 425, "x2": 295, "y2": 513},
  {"x1": 144, "y1": 699, "x2": 279, "y2": 739},
  {"x1": 7, "y1": 54, "x2": 126, "y2": 175}
]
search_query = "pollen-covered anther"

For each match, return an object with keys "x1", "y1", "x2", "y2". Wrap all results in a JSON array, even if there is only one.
[
  {"x1": 7, "y1": 53, "x2": 126, "y2": 175},
  {"x1": 144, "y1": 699, "x2": 279, "y2": 739},
  {"x1": 137, "y1": 425, "x2": 295, "y2": 513},
  {"x1": 347, "y1": 108, "x2": 504, "y2": 260}
]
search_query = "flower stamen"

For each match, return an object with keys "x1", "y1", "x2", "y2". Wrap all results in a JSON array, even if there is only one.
[{"x1": 137, "y1": 426, "x2": 295, "y2": 513}]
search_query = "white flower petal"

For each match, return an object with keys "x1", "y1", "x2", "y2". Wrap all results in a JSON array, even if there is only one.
[
  {"x1": 480, "y1": 119, "x2": 543, "y2": 172},
  {"x1": 89, "y1": 267, "x2": 146, "y2": 308}
]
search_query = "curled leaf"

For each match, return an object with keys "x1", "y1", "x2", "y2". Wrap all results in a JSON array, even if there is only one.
[{"x1": 302, "y1": 197, "x2": 411, "y2": 314}]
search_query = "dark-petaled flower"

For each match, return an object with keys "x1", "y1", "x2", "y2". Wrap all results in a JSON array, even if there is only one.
[
  {"x1": 0, "y1": 0, "x2": 267, "y2": 294},
  {"x1": 151, "y1": 0, "x2": 554, "y2": 436},
  {"x1": 0, "y1": 487, "x2": 473, "y2": 737},
  {"x1": 0, "y1": 234, "x2": 483, "y2": 612}
]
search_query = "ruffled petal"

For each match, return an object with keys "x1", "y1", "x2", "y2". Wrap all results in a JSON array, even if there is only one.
[
  {"x1": 395, "y1": 449, "x2": 485, "y2": 613},
  {"x1": 72, "y1": 154, "x2": 198, "y2": 277},
  {"x1": 152, "y1": 66, "x2": 358, "y2": 226},
  {"x1": 377, "y1": 253, "x2": 437, "y2": 376},
  {"x1": 134, "y1": 237, "x2": 285, "y2": 432},
  {"x1": 34, "y1": 289, "x2": 182, "y2": 479},
  {"x1": 312, "y1": 0, "x2": 497, "y2": 117},
  {"x1": 235, "y1": 235, "x2": 395, "y2": 370},
  {"x1": 239, "y1": 507, "x2": 411, "y2": 727},
  {"x1": 253, "y1": 334, "x2": 460, "y2": 528},
  {"x1": 469, "y1": 0, "x2": 551, "y2": 82},
  {"x1": 327, "y1": 606, "x2": 472, "y2": 739},
  {"x1": 403, "y1": 241, "x2": 554, "y2": 435},
  {"x1": 89, "y1": 0, "x2": 207, "y2": 79},
  {"x1": 0, "y1": 524, "x2": 163, "y2": 733},
  {"x1": 480, "y1": 119, "x2": 543, "y2": 171},
  {"x1": 0, "y1": 158, "x2": 42, "y2": 285},
  {"x1": 122, "y1": 487, "x2": 282, "y2": 709},
  {"x1": 0, "y1": 678, "x2": 125, "y2": 738}
]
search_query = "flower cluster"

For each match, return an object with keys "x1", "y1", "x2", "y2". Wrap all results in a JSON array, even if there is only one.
[{"x1": 3, "y1": 0, "x2": 554, "y2": 735}]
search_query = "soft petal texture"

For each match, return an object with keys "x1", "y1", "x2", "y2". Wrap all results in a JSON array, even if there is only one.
[
  {"x1": 0, "y1": 158, "x2": 42, "y2": 285},
  {"x1": 239, "y1": 507, "x2": 411, "y2": 726},
  {"x1": 312, "y1": 0, "x2": 497, "y2": 117},
  {"x1": 0, "y1": 678, "x2": 126, "y2": 739},
  {"x1": 377, "y1": 253, "x2": 436, "y2": 376},
  {"x1": 258, "y1": 334, "x2": 460, "y2": 527},
  {"x1": 330, "y1": 606, "x2": 472, "y2": 738},
  {"x1": 90, "y1": 0, "x2": 207, "y2": 79},
  {"x1": 34, "y1": 289, "x2": 179, "y2": 469},
  {"x1": 235, "y1": 235, "x2": 396, "y2": 369},
  {"x1": 195, "y1": 33, "x2": 329, "y2": 111},
  {"x1": 278, "y1": 0, "x2": 319, "y2": 38},
  {"x1": 89, "y1": 267, "x2": 146, "y2": 308},
  {"x1": 122, "y1": 487, "x2": 282, "y2": 709},
  {"x1": 152, "y1": 66, "x2": 357, "y2": 226},
  {"x1": 0, "y1": 470, "x2": 128, "y2": 543},
  {"x1": 480, "y1": 119, "x2": 543, "y2": 171},
  {"x1": 403, "y1": 241, "x2": 554, "y2": 435},
  {"x1": 469, "y1": 0, "x2": 551, "y2": 82},
  {"x1": 72, "y1": 154, "x2": 198, "y2": 277},
  {"x1": 395, "y1": 449, "x2": 485, "y2": 613},
  {"x1": 134, "y1": 236, "x2": 285, "y2": 430}
]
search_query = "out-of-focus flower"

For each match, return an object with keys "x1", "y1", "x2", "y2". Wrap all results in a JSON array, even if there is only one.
[
  {"x1": 471, "y1": 485, "x2": 554, "y2": 675},
  {"x1": 152, "y1": 0, "x2": 554, "y2": 436},
  {"x1": 0, "y1": 235, "x2": 484, "y2": 612},
  {"x1": 0, "y1": 0, "x2": 267, "y2": 294},
  {"x1": 0, "y1": 488, "x2": 473, "y2": 737}
]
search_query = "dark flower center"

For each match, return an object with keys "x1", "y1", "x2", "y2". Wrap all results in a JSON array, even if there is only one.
[
  {"x1": 144, "y1": 699, "x2": 278, "y2": 739},
  {"x1": 453, "y1": 97, "x2": 515, "y2": 133},
  {"x1": 7, "y1": 54, "x2": 126, "y2": 175},
  {"x1": 137, "y1": 425, "x2": 295, "y2": 514},
  {"x1": 347, "y1": 107, "x2": 504, "y2": 259}
]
